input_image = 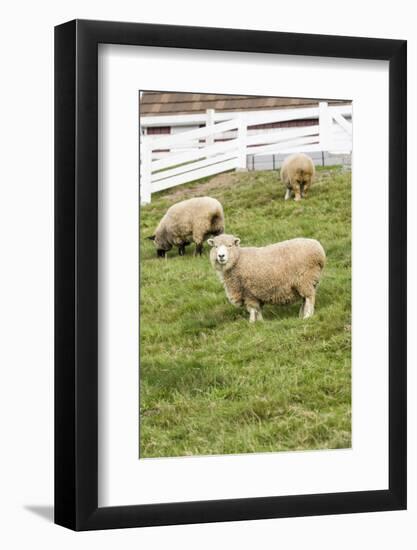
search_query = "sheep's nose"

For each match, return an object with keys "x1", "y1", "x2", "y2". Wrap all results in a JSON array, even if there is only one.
[{"x1": 218, "y1": 253, "x2": 225, "y2": 260}]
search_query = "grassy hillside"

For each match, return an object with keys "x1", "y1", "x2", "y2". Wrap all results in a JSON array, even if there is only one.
[{"x1": 139, "y1": 167, "x2": 351, "y2": 458}]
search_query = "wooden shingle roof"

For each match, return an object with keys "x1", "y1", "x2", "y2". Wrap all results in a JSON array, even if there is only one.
[{"x1": 140, "y1": 92, "x2": 350, "y2": 116}]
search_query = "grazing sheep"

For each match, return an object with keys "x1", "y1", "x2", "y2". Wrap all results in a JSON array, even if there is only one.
[
  {"x1": 208, "y1": 234, "x2": 325, "y2": 322},
  {"x1": 281, "y1": 153, "x2": 315, "y2": 201},
  {"x1": 148, "y1": 197, "x2": 225, "y2": 258}
]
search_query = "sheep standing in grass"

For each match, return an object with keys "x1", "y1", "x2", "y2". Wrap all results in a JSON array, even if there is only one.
[
  {"x1": 281, "y1": 153, "x2": 315, "y2": 201},
  {"x1": 208, "y1": 234, "x2": 325, "y2": 322},
  {"x1": 148, "y1": 197, "x2": 225, "y2": 258}
]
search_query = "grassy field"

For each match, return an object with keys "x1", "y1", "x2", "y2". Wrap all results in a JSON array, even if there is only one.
[{"x1": 139, "y1": 167, "x2": 351, "y2": 458}]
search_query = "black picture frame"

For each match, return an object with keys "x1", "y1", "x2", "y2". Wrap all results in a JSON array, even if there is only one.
[{"x1": 55, "y1": 19, "x2": 407, "y2": 531}]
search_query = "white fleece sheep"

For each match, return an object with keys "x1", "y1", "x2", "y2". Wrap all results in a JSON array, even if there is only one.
[
  {"x1": 281, "y1": 153, "x2": 315, "y2": 201},
  {"x1": 148, "y1": 196, "x2": 225, "y2": 257},
  {"x1": 208, "y1": 234, "x2": 326, "y2": 322}
]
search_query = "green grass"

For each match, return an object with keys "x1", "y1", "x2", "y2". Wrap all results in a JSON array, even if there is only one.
[{"x1": 139, "y1": 166, "x2": 351, "y2": 458}]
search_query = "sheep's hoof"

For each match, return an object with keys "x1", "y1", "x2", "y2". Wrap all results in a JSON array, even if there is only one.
[
  {"x1": 303, "y1": 313, "x2": 314, "y2": 320},
  {"x1": 249, "y1": 309, "x2": 262, "y2": 322}
]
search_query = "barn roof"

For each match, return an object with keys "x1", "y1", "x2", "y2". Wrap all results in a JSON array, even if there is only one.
[{"x1": 140, "y1": 92, "x2": 351, "y2": 116}]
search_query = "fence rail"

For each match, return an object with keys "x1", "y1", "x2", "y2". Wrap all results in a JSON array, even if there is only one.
[{"x1": 140, "y1": 102, "x2": 352, "y2": 204}]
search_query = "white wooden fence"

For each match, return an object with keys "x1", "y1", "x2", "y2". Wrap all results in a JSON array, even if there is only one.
[{"x1": 140, "y1": 102, "x2": 352, "y2": 204}]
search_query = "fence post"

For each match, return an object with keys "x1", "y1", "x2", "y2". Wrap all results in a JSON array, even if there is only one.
[
  {"x1": 236, "y1": 116, "x2": 247, "y2": 171},
  {"x1": 319, "y1": 101, "x2": 332, "y2": 152},
  {"x1": 206, "y1": 109, "x2": 215, "y2": 147},
  {"x1": 140, "y1": 137, "x2": 152, "y2": 204}
]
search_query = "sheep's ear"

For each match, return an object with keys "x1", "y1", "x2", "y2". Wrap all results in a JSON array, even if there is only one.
[
  {"x1": 147, "y1": 235, "x2": 156, "y2": 241},
  {"x1": 207, "y1": 238, "x2": 215, "y2": 247},
  {"x1": 234, "y1": 237, "x2": 241, "y2": 246}
]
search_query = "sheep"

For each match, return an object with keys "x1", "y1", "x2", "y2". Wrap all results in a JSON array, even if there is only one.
[
  {"x1": 148, "y1": 196, "x2": 225, "y2": 258},
  {"x1": 280, "y1": 153, "x2": 315, "y2": 201},
  {"x1": 208, "y1": 234, "x2": 325, "y2": 322}
]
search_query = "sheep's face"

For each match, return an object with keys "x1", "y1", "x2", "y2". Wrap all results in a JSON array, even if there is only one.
[
  {"x1": 147, "y1": 234, "x2": 172, "y2": 258},
  {"x1": 208, "y1": 234, "x2": 241, "y2": 271}
]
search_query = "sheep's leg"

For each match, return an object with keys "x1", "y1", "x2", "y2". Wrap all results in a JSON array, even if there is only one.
[
  {"x1": 302, "y1": 180, "x2": 311, "y2": 198},
  {"x1": 192, "y1": 231, "x2": 205, "y2": 256},
  {"x1": 194, "y1": 242, "x2": 204, "y2": 256},
  {"x1": 249, "y1": 308, "x2": 257, "y2": 323},
  {"x1": 284, "y1": 188, "x2": 291, "y2": 200},
  {"x1": 293, "y1": 182, "x2": 302, "y2": 201},
  {"x1": 299, "y1": 299, "x2": 306, "y2": 318},
  {"x1": 303, "y1": 294, "x2": 315, "y2": 319},
  {"x1": 179, "y1": 243, "x2": 190, "y2": 256},
  {"x1": 246, "y1": 301, "x2": 262, "y2": 323}
]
